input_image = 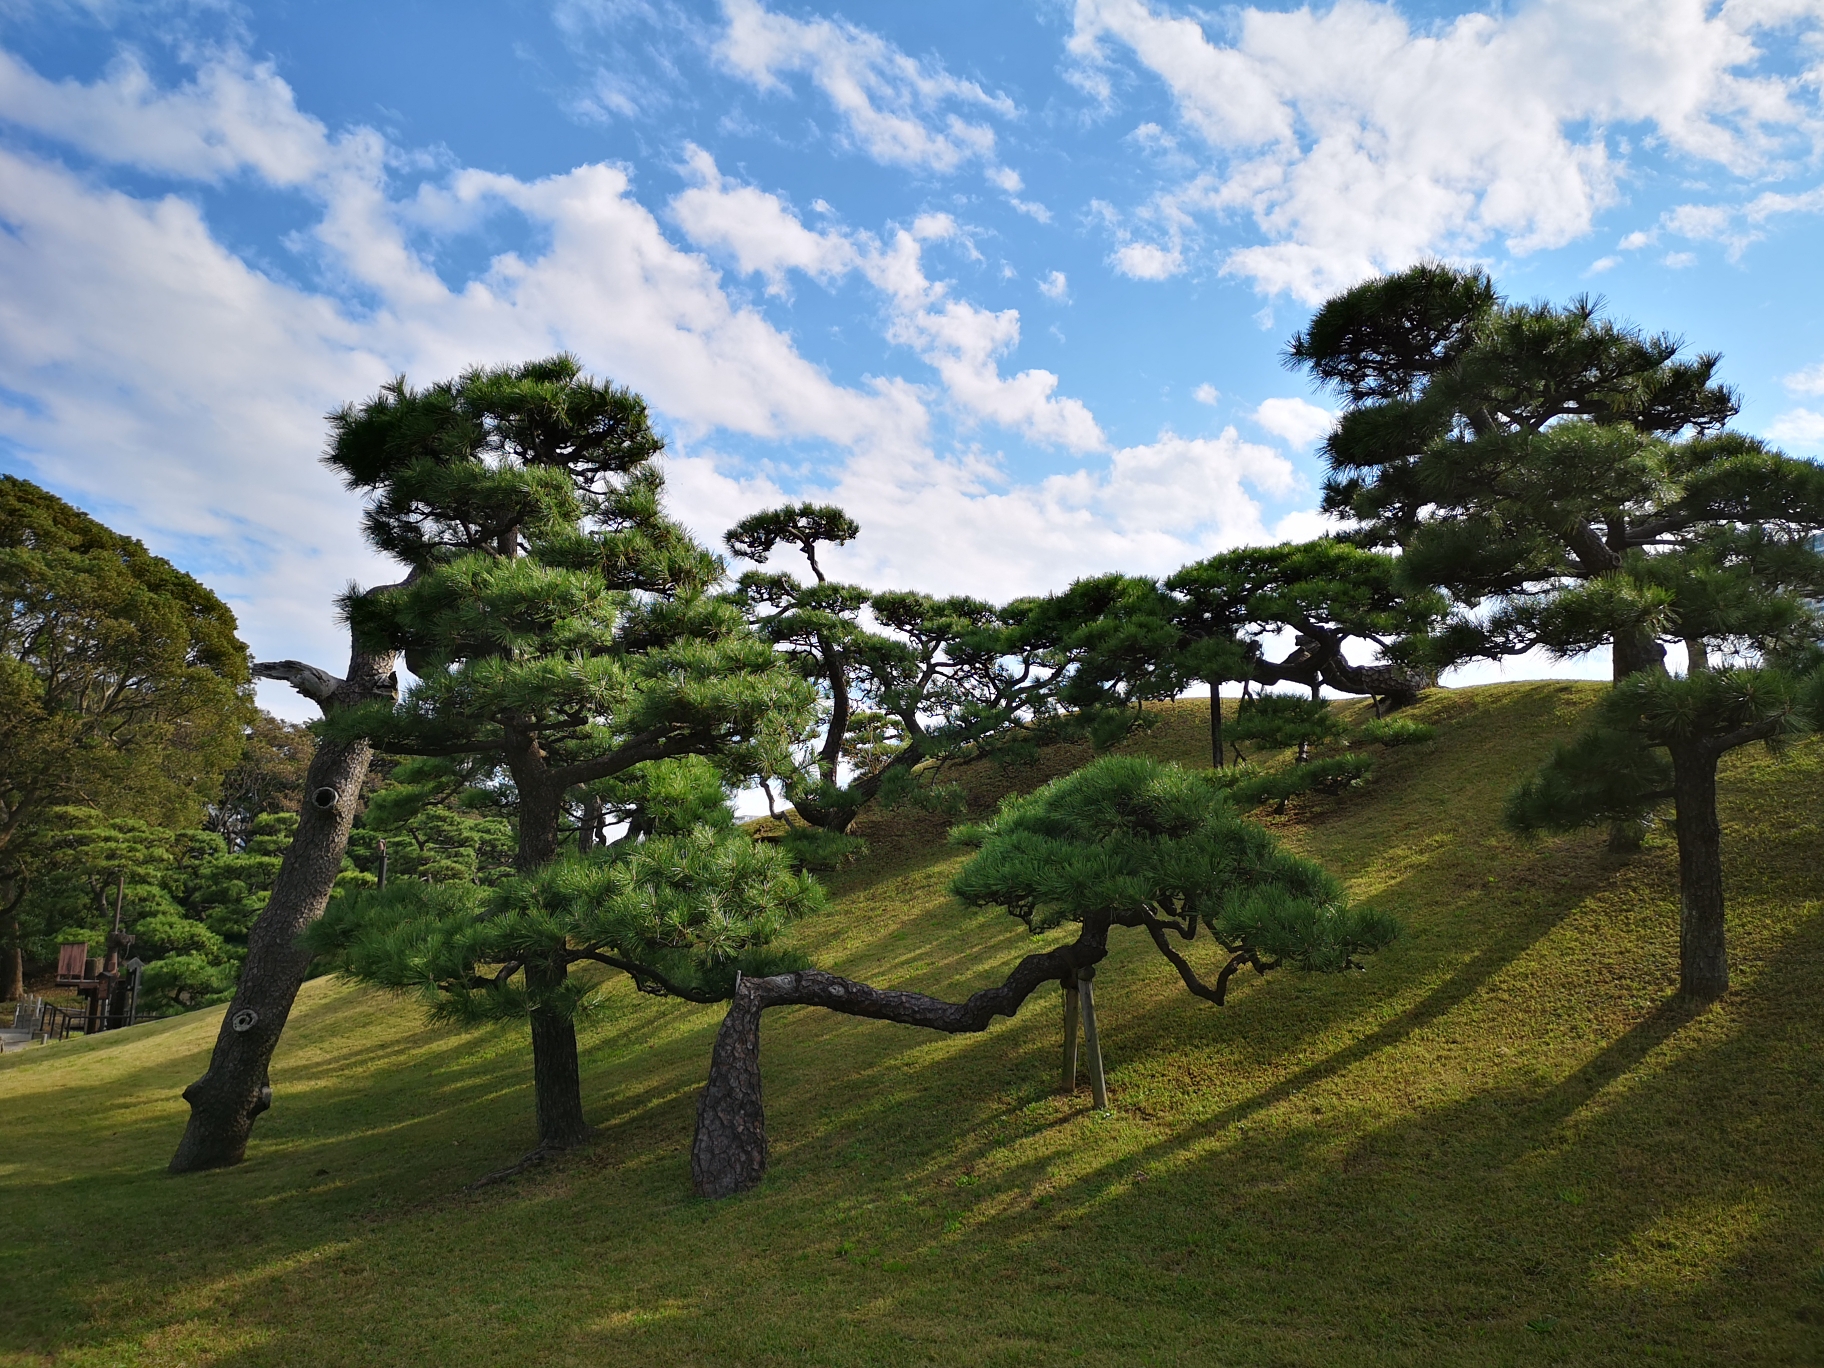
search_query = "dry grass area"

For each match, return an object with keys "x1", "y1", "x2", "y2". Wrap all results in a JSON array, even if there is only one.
[{"x1": 2, "y1": 681, "x2": 1820, "y2": 1366}]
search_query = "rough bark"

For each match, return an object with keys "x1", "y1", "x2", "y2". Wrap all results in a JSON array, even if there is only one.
[
  {"x1": 1670, "y1": 741, "x2": 1728, "y2": 1000},
  {"x1": 1613, "y1": 627, "x2": 1669, "y2": 682},
  {"x1": 692, "y1": 925, "x2": 1110, "y2": 1198},
  {"x1": 170, "y1": 643, "x2": 397, "y2": 1173},
  {"x1": 1317, "y1": 657, "x2": 1434, "y2": 709},
  {"x1": 526, "y1": 958, "x2": 592, "y2": 1150},
  {"x1": 503, "y1": 726, "x2": 593, "y2": 1152}
]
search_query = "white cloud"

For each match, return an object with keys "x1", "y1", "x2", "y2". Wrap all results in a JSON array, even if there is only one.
[
  {"x1": 0, "y1": 39, "x2": 1220, "y2": 722},
  {"x1": 1070, "y1": 0, "x2": 1824, "y2": 300},
  {"x1": 1784, "y1": 360, "x2": 1824, "y2": 395},
  {"x1": 715, "y1": 0, "x2": 1022, "y2": 191},
  {"x1": 668, "y1": 144, "x2": 859, "y2": 293},
  {"x1": 1662, "y1": 250, "x2": 1698, "y2": 268},
  {"x1": 866, "y1": 229, "x2": 1105, "y2": 451},
  {"x1": 1192, "y1": 382, "x2": 1219, "y2": 405},
  {"x1": 682, "y1": 426, "x2": 1296, "y2": 600},
  {"x1": 0, "y1": 46, "x2": 333, "y2": 185},
  {"x1": 1111, "y1": 241, "x2": 1183, "y2": 280},
  {"x1": 1586, "y1": 254, "x2": 1621, "y2": 273},
  {"x1": 1767, "y1": 407, "x2": 1824, "y2": 448},
  {"x1": 1038, "y1": 269, "x2": 1069, "y2": 300},
  {"x1": 1253, "y1": 396, "x2": 1334, "y2": 449},
  {"x1": 664, "y1": 162, "x2": 1102, "y2": 449},
  {"x1": 0, "y1": 50, "x2": 930, "y2": 714},
  {"x1": 1653, "y1": 183, "x2": 1824, "y2": 256}
]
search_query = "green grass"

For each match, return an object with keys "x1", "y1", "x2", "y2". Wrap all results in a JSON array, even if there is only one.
[{"x1": 3, "y1": 681, "x2": 1822, "y2": 1366}]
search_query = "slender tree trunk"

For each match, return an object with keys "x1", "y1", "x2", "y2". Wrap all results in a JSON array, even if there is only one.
[
  {"x1": 1208, "y1": 685, "x2": 1223, "y2": 769},
  {"x1": 693, "y1": 926, "x2": 1110, "y2": 1198},
  {"x1": 170, "y1": 645, "x2": 396, "y2": 1173},
  {"x1": 505, "y1": 737, "x2": 592, "y2": 1151},
  {"x1": 1670, "y1": 742, "x2": 1728, "y2": 1000},
  {"x1": 816, "y1": 634, "x2": 850, "y2": 787}
]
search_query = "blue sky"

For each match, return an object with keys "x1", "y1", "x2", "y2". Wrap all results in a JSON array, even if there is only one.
[{"x1": 4, "y1": 0, "x2": 1824, "y2": 714}]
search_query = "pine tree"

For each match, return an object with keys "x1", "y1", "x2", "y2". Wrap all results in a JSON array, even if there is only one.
[
  {"x1": 690, "y1": 755, "x2": 1398, "y2": 1196},
  {"x1": 726, "y1": 504, "x2": 1084, "y2": 834},
  {"x1": 724, "y1": 503, "x2": 876, "y2": 831},
  {"x1": 1288, "y1": 263, "x2": 1824, "y2": 680},
  {"x1": 316, "y1": 356, "x2": 814, "y2": 1152},
  {"x1": 1504, "y1": 534, "x2": 1824, "y2": 997}
]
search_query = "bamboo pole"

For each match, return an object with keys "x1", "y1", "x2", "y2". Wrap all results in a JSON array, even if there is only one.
[{"x1": 1061, "y1": 971, "x2": 1079, "y2": 1093}]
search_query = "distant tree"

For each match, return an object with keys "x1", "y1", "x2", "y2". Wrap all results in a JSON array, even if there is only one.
[
  {"x1": 206, "y1": 713, "x2": 315, "y2": 851},
  {"x1": 1229, "y1": 693, "x2": 1347, "y2": 764},
  {"x1": 725, "y1": 504, "x2": 875, "y2": 831},
  {"x1": 727, "y1": 505, "x2": 1085, "y2": 835},
  {"x1": 1041, "y1": 542, "x2": 1443, "y2": 773},
  {"x1": 308, "y1": 356, "x2": 813, "y2": 1155},
  {"x1": 1288, "y1": 263, "x2": 1824, "y2": 680},
  {"x1": 0, "y1": 476, "x2": 251, "y2": 1001},
  {"x1": 691, "y1": 756, "x2": 1398, "y2": 1197},
  {"x1": 1167, "y1": 540, "x2": 1446, "y2": 721}
]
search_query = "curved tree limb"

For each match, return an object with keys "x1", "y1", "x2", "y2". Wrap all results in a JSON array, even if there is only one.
[{"x1": 691, "y1": 922, "x2": 1110, "y2": 1198}]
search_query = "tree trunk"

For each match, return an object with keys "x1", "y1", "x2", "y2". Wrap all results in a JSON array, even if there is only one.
[
  {"x1": 527, "y1": 957, "x2": 592, "y2": 1150},
  {"x1": 1613, "y1": 627, "x2": 1669, "y2": 682},
  {"x1": 815, "y1": 633, "x2": 850, "y2": 788},
  {"x1": 1, "y1": 878, "x2": 23, "y2": 1002},
  {"x1": 504, "y1": 733, "x2": 592, "y2": 1151},
  {"x1": 170, "y1": 645, "x2": 395, "y2": 1173},
  {"x1": 1670, "y1": 742, "x2": 1728, "y2": 1000},
  {"x1": 1208, "y1": 686, "x2": 1223, "y2": 769},
  {"x1": 693, "y1": 927, "x2": 1109, "y2": 1198}
]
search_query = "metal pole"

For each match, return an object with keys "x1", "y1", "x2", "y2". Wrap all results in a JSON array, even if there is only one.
[
  {"x1": 1078, "y1": 965, "x2": 1108, "y2": 1111},
  {"x1": 1060, "y1": 971, "x2": 1079, "y2": 1093}
]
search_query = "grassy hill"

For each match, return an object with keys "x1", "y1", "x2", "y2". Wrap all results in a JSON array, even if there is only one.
[{"x1": 2, "y1": 681, "x2": 1821, "y2": 1367}]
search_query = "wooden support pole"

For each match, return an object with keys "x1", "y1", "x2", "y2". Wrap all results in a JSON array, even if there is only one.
[
  {"x1": 1078, "y1": 965, "x2": 1108, "y2": 1111},
  {"x1": 1060, "y1": 970, "x2": 1079, "y2": 1093}
]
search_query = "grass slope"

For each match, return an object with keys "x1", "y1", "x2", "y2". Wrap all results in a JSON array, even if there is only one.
[{"x1": 2, "y1": 682, "x2": 1821, "y2": 1367}]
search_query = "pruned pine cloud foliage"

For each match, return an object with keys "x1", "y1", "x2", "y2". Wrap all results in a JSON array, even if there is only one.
[
  {"x1": 310, "y1": 828, "x2": 821, "y2": 1027},
  {"x1": 951, "y1": 755, "x2": 1398, "y2": 977}
]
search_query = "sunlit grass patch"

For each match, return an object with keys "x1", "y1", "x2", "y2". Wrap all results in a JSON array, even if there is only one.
[{"x1": 1, "y1": 683, "x2": 1820, "y2": 1366}]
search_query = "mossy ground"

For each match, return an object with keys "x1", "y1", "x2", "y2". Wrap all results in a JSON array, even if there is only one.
[{"x1": 2, "y1": 682, "x2": 1820, "y2": 1366}]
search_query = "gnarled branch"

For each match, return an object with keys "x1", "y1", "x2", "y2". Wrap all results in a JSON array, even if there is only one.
[{"x1": 691, "y1": 921, "x2": 1111, "y2": 1198}]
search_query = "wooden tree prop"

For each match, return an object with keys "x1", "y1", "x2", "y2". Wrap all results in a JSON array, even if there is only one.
[{"x1": 690, "y1": 755, "x2": 1399, "y2": 1197}]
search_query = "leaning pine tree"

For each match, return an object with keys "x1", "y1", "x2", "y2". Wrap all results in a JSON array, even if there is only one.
[
  {"x1": 318, "y1": 356, "x2": 813, "y2": 1155},
  {"x1": 691, "y1": 755, "x2": 1398, "y2": 1197}
]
